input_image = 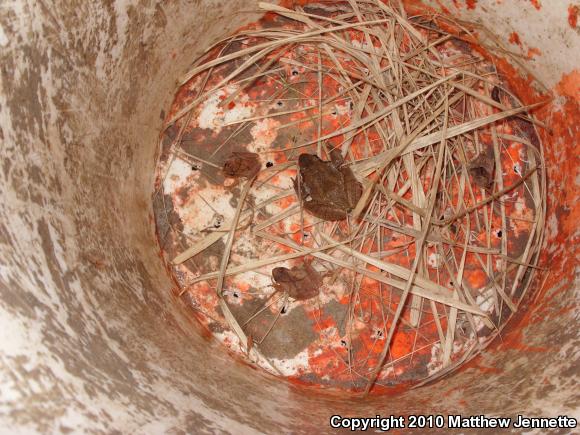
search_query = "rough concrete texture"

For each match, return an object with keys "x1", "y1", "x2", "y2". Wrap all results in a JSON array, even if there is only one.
[{"x1": 0, "y1": 0, "x2": 578, "y2": 434}]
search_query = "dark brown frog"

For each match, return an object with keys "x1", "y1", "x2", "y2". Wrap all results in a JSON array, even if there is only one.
[
  {"x1": 222, "y1": 151, "x2": 261, "y2": 178},
  {"x1": 272, "y1": 262, "x2": 322, "y2": 301},
  {"x1": 294, "y1": 150, "x2": 363, "y2": 221},
  {"x1": 468, "y1": 152, "x2": 495, "y2": 190}
]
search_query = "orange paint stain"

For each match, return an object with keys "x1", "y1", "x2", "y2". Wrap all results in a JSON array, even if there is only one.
[
  {"x1": 569, "y1": 4, "x2": 579, "y2": 27},
  {"x1": 509, "y1": 31, "x2": 522, "y2": 46},
  {"x1": 529, "y1": 0, "x2": 541, "y2": 10},
  {"x1": 556, "y1": 69, "x2": 580, "y2": 101},
  {"x1": 526, "y1": 47, "x2": 541, "y2": 59},
  {"x1": 466, "y1": 0, "x2": 477, "y2": 9}
]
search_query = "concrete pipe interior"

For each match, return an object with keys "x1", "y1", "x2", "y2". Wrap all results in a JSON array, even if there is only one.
[{"x1": 0, "y1": 0, "x2": 578, "y2": 433}]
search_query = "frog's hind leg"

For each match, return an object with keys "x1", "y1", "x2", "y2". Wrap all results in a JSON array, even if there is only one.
[
  {"x1": 341, "y1": 168, "x2": 363, "y2": 210},
  {"x1": 304, "y1": 200, "x2": 348, "y2": 221}
]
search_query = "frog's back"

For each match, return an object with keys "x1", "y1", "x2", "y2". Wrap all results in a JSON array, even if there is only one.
[{"x1": 306, "y1": 162, "x2": 344, "y2": 195}]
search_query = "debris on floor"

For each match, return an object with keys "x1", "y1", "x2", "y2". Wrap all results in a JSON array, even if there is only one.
[{"x1": 153, "y1": 0, "x2": 546, "y2": 394}]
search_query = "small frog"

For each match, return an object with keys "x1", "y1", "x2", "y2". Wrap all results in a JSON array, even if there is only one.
[
  {"x1": 294, "y1": 150, "x2": 363, "y2": 221},
  {"x1": 272, "y1": 262, "x2": 322, "y2": 301},
  {"x1": 468, "y1": 152, "x2": 495, "y2": 190},
  {"x1": 222, "y1": 151, "x2": 261, "y2": 178}
]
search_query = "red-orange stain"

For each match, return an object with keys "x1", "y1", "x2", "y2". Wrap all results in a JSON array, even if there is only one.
[
  {"x1": 569, "y1": 4, "x2": 579, "y2": 27},
  {"x1": 556, "y1": 68, "x2": 580, "y2": 100},
  {"x1": 391, "y1": 333, "x2": 414, "y2": 360},
  {"x1": 237, "y1": 281, "x2": 251, "y2": 293},
  {"x1": 509, "y1": 31, "x2": 522, "y2": 46},
  {"x1": 526, "y1": 47, "x2": 541, "y2": 59},
  {"x1": 466, "y1": 0, "x2": 477, "y2": 9},
  {"x1": 529, "y1": 0, "x2": 542, "y2": 10}
]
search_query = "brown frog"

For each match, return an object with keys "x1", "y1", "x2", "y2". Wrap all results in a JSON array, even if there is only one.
[
  {"x1": 468, "y1": 152, "x2": 495, "y2": 190},
  {"x1": 272, "y1": 262, "x2": 322, "y2": 301},
  {"x1": 222, "y1": 151, "x2": 261, "y2": 178},
  {"x1": 294, "y1": 150, "x2": 363, "y2": 221}
]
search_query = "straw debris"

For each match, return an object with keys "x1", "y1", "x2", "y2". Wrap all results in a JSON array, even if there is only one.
[{"x1": 155, "y1": 0, "x2": 546, "y2": 394}]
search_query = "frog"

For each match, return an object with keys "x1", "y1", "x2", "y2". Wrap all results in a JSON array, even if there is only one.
[
  {"x1": 293, "y1": 150, "x2": 363, "y2": 221},
  {"x1": 222, "y1": 151, "x2": 261, "y2": 178},
  {"x1": 468, "y1": 151, "x2": 495, "y2": 190},
  {"x1": 271, "y1": 261, "x2": 323, "y2": 301}
]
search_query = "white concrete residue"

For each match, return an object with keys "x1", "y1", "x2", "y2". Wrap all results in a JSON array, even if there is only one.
[
  {"x1": 163, "y1": 157, "x2": 195, "y2": 197},
  {"x1": 224, "y1": 93, "x2": 254, "y2": 125},
  {"x1": 0, "y1": 23, "x2": 9, "y2": 47},
  {"x1": 47, "y1": 221, "x2": 68, "y2": 273},
  {"x1": 165, "y1": 156, "x2": 253, "y2": 237},
  {"x1": 269, "y1": 349, "x2": 310, "y2": 376},
  {"x1": 427, "y1": 252, "x2": 441, "y2": 269},
  {"x1": 546, "y1": 213, "x2": 559, "y2": 242},
  {"x1": 198, "y1": 90, "x2": 226, "y2": 132},
  {"x1": 213, "y1": 329, "x2": 241, "y2": 351},
  {"x1": 476, "y1": 290, "x2": 494, "y2": 314},
  {"x1": 249, "y1": 118, "x2": 281, "y2": 151},
  {"x1": 197, "y1": 85, "x2": 254, "y2": 133},
  {"x1": 232, "y1": 270, "x2": 274, "y2": 294},
  {"x1": 349, "y1": 39, "x2": 375, "y2": 51},
  {"x1": 426, "y1": 342, "x2": 443, "y2": 376}
]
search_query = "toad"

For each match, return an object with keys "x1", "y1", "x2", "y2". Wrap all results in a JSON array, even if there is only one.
[
  {"x1": 272, "y1": 262, "x2": 322, "y2": 301},
  {"x1": 294, "y1": 150, "x2": 363, "y2": 221},
  {"x1": 468, "y1": 152, "x2": 495, "y2": 190},
  {"x1": 222, "y1": 151, "x2": 261, "y2": 178}
]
